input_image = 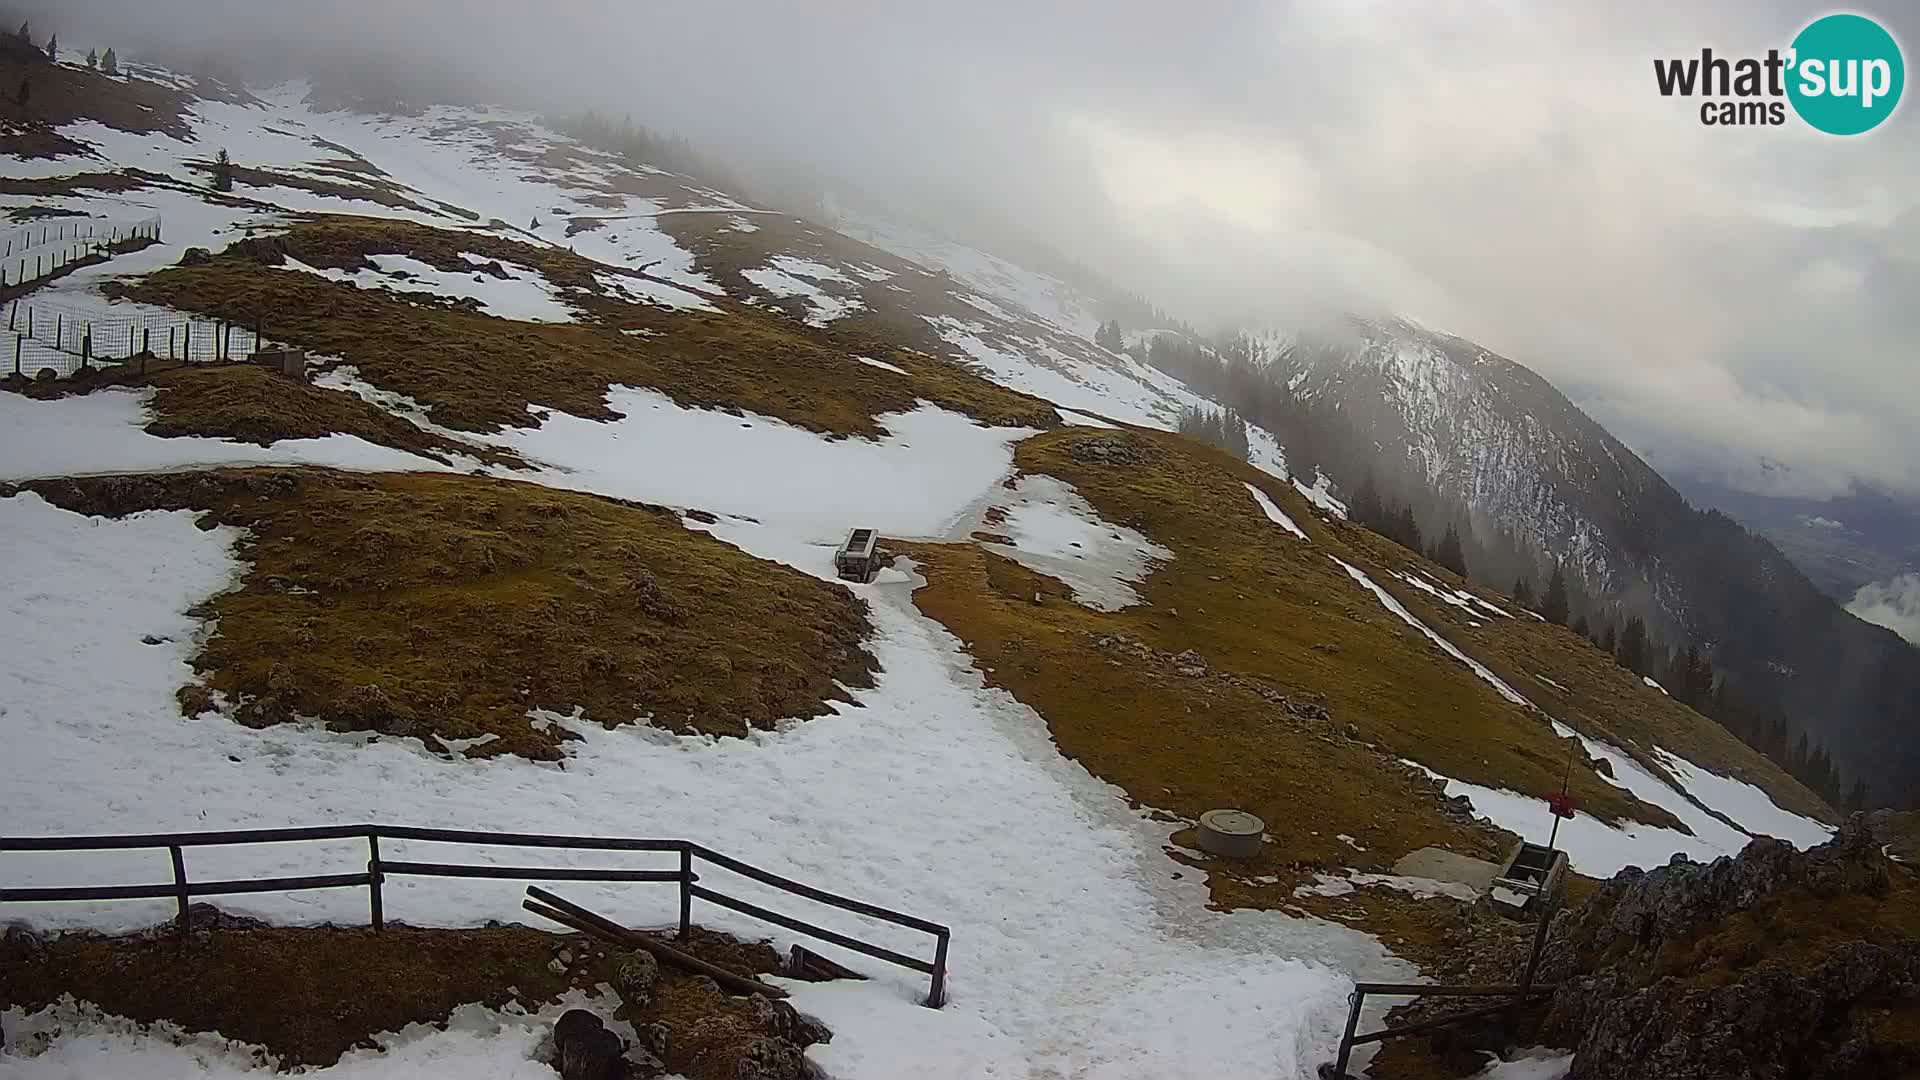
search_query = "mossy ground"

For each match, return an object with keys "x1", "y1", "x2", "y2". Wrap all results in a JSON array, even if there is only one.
[
  {"x1": 28, "y1": 468, "x2": 876, "y2": 757},
  {"x1": 0, "y1": 915, "x2": 807, "y2": 1077},
  {"x1": 115, "y1": 215, "x2": 1059, "y2": 438}
]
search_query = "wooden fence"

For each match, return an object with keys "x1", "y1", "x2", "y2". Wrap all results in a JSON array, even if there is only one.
[{"x1": 0, "y1": 822, "x2": 951, "y2": 1008}]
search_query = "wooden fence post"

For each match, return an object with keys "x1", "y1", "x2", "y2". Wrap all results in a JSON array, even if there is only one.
[{"x1": 170, "y1": 845, "x2": 190, "y2": 937}]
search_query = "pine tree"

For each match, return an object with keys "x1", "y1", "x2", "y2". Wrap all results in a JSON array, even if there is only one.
[
  {"x1": 1350, "y1": 473, "x2": 1384, "y2": 531},
  {"x1": 44, "y1": 33, "x2": 55, "y2": 61},
  {"x1": 1395, "y1": 506, "x2": 1423, "y2": 554},
  {"x1": 1572, "y1": 614, "x2": 1590, "y2": 638},
  {"x1": 1617, "y1": 615, "x2": 1648, "y2": 674},
  {"x1": 1542, "y1": 563, "x2": 1570, "y2": 625},
  {"x1": 86, "y1": 47, "x2": 98, "y2": 70},
  {"x1": 1434, "y1": 523, "x2": 1467, "y2": 577},
  {"x1": 1600, "y1": 623, "x2": 1617, "y2": 654},
  {"x1": 101, "y1": 47, "x2": 118, "y2": 75},
  {"x1": 15, "y1": 20, "x2": 29, "y2": 42},
  {"x1": 213, "y1": 147, "x2": 233, "y2": 192},
  {"x1": 1846, "y1": 778, "x2": 1870, "y2": 812},
  {"x1": 1512, "y1": 576, "x2": 1534, "y2": 607}
]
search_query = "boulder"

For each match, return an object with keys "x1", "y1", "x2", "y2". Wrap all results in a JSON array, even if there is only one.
[
  {"x1": 614, "y1": 949, "x2": 660, "y2": 1008},
  {"x1": 1537, "y1": 818, "x2": 1918, "y2": 1079},
  {"x1": 552, "y1": 1009, "x2": 626, "y2": 1080}
]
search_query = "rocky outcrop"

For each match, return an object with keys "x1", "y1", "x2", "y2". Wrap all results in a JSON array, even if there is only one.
[{"x1": 1538, "y1": 819, "x2": 1920, "y2": 1079}]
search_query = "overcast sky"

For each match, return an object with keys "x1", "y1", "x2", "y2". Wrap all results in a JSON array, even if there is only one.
[{"x1": 35, "y1": 0, "x2": 1920, "y2": 499}]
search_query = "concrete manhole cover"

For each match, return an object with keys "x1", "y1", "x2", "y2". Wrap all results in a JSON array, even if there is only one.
[{"x1": 1196, "y1": 809, "x2": 1265, "y2": 858}]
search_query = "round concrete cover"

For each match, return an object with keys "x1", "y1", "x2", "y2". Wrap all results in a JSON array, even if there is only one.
[{"x1": 1199, "y1": 809, "x2": 1264, "y2": 836}]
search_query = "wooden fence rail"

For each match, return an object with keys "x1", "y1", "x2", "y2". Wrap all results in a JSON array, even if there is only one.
[{"x1": 0, "y1": 822, "x2": 951, "y2": 1007}]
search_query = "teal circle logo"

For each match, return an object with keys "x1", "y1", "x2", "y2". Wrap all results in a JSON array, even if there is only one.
[{"x1": 1787, "y1": 13, "x2": 1904, "y2": 135}]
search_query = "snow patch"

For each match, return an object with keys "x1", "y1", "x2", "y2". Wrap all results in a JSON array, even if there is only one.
[
  {"x1": 278, "y1": 253, "x2": 578, "y2": 322},
  {"x1": 982, "y1": 475, "x2": 1171, "y2": 611},
  {"x1": 0, "y1": 386, "x2": 452, "y2": 481},
  {"x1": 1332, "y1": 558, "x2": 1531, "y2": 708},
  {"x1": 1244, "y1": 482, "x2": 1309, "y2": 540}
]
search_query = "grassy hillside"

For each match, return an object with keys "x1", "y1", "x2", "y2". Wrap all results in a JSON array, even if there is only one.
[
  {"x1": 26, "y1": 468, "x2": 877, "y2": 757},
  {"x1": 117, "y1": 215, "x2": 1059, "y2": 437}
]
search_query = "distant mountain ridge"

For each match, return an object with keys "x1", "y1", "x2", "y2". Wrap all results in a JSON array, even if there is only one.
[{"x1": 1265, "y1": 316, "x2": 1920, "y2": 806}]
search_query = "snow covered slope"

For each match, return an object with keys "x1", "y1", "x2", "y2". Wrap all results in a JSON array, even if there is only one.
[{"x1": 0, "y1": 49, "x2": 1846, "y2": 1079}]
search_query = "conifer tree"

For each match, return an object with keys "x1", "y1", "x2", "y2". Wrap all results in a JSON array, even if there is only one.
[
  {"x1": 1434, "y1": 523, "x2": 1467, "y2": 576},
  {"x1": 1617, "y1": 615, "x2": 1648, "y2": 674},
  {"x1": 101, "y1": 47, "x2": 118, "y2": 75},
  {"x1": 1542, "y1": 563, "x2": 1570, "y2": 625}
]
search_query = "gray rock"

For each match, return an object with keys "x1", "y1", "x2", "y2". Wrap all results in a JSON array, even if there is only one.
[
  {"x1": 614, "y1": 950, "x2": 660, "y2": 1007},
  {"x1": 1538, "y1": 818, "x2": 1917, "y2": 1079},
  {"x1": 552, "y1": 1009, "x2": 626, "y2": 1080}
]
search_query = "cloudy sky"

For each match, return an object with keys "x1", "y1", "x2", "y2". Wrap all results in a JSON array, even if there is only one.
[{"x1": 39, "y1": 0, "x2": 1920, "y2": 499}]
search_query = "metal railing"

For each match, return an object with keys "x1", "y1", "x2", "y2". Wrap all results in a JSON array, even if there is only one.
[
  {"x1": 0, "y1": 823, "x2": 951, "y2": 1007},
  {"x1": 1320, "y1": 982, "x2": 1556, "y2": 1078}
]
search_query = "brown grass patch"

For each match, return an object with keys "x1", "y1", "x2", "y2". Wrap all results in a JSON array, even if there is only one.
[
  {"x1": 144, "y1": 362, "x2": 521, "y2": 467},
  {"x1": 984, "y1": 428, "x2": 1668, "y2": 823},
  {"x1": 210, "y1": 163, "x2": 440, "y2": 215},
  {"x1": 0, "y1": 170, "x2": 148, "y2": 196},
  {"x1": 0, "y1": 46, "x2": 193, "y2": 140},
  {"x1": 7, "y1": 360, "x2": 522, "y2": 467},
  {"x1": 1334, "y1": 526, "x2": 1835, "y2": 825},
  {"x1": 114, "y1": 215, "x2": 1059, "y2": 438},
  {"x1": 906, "y1": 539, "x2": 1510, "y2": 877},
  {"x1": 0, "y1": 914, "x2": 810, "y2": 1075},
  {"x1": 27, "y1": 468, "x2": 876, "y2": 758}
]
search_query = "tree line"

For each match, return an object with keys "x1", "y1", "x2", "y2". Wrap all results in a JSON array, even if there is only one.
[{"x1": 1126, "y1": 319, "x2": 1864, "y2": 810}]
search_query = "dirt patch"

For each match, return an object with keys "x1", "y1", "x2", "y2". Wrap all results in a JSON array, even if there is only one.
[
  {"x1": 114, "y1": 215, "x2": 1059, "y2": 438},
  {"x1": 0, "y1": 910, "x2": 816, "y2": 1076},
  {"x1": 27, "y1": 468, "x2": 877, "y2": 758}
]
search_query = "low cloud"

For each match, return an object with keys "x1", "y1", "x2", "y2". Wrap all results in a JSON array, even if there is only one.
[
  {"x1": 1848, "y1": 573, "x2": 1920, "y2": 645},
  {"x1": 24, "y1": 0, "x2": 1920, "y2": 498}
]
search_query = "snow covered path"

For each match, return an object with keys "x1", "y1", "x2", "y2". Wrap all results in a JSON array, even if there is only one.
[{"x1": 0, "y1": 487, "x2": 1409, "y2": 1079}]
